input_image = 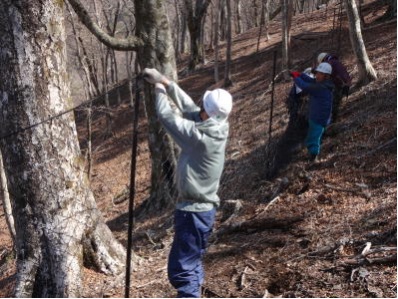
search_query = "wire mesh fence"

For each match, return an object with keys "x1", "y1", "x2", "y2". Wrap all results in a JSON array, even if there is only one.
[{"x1": 0, "y1": 1, "x2": 350, "y2": 296}]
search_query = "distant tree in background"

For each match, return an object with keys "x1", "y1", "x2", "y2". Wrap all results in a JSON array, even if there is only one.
[
  {"x1": 184, "y1": 0, "x2": 212, "y2": 70},
  {"x1": 344, "y1": 0, "x2": 377, "y2": 85},
  {"x1": 281, "y1": 0, "x2": 293, "y2": 80},
  {"x1": 224, "y1": 0, "x2": 233, "y2": 86}
]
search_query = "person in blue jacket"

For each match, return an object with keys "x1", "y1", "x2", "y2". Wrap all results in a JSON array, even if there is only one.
[
  {"x1": 143, "y1": 68, "x2": 233, "y2": 298},
  {"x1": 291, "y1": 62, "x2": 334, "y2": 162}
]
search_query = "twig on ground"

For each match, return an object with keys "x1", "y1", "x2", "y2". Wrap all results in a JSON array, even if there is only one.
[{"x1": 356, "y1": 137, "x2": 396, "y2": 159}]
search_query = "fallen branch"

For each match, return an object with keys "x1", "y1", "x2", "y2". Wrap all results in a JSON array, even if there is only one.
[
  {"x1": 323, "y1": 182, "x2": 371, "y2": 199},
  {"x1": 339, "y1": 255, "x2": 396, "y2": 267},
  {"x1": 356, "y1": 137, "x2": 396, "y2": 159},
  {"x1": 214, "y1": 216, "x2": 304, "y2": 237}
]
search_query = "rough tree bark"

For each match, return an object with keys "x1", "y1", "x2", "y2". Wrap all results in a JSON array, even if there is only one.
[
  {"x1": 0, "y1": 1, "x2": 126, "y2": 297},
  {"x1": 344, "y1": 0, "x2": 377, "y2": 85},
  {"x1": 134, "y1": 0, "x2": 179, "y2": 212}
]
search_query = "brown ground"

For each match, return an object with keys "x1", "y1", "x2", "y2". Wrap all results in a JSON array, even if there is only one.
[{"x1": 0, "y1": 0, "x2": 396, "y2": 298}]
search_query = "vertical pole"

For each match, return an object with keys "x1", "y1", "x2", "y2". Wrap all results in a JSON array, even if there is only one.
[
  {"x1": 337, "y1": 0, "x2": 343, "y2": 55},
  {"x1": 125, "y1": 75, "x2": 142, "y2": 298},
  {"x1": 265, "y1": 50, "x2": 277, "y2": 179},
  {"x1": 268, "y1": 50, "x2": 277, "y2": 145}
]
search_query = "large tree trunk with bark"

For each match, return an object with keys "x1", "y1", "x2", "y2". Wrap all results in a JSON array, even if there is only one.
[
  {"x1": 0, "y1": 1, "x2": 125, "y2": 297},
  {"x1": 134, "y1": 0, "x2": 179, "y2": 212},
  {"x1": 344, "y1": 0, "x2": 377, "y2": 85}
]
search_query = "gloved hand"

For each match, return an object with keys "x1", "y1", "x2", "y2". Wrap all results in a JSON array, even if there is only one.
[
  {"x1": 303, "y1": 67, "x2": 314, "y2": 75},
  {"x1": 290, "y1": 71, "x2": 301, "y2": 79},
  {"x1": 143, "y1": 68, "x2": 166, "y2": 84},
  {"x1": 342, "y1": 85, "x2": 350, "y2": 97}
]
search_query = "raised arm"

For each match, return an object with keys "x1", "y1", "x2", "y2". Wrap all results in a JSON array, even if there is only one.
[{"x1": 143, "y1": 68, "x2": 199, "y2": 114}]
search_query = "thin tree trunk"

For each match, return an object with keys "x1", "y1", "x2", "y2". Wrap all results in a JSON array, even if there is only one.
[
  {"x1": 174, "y1": 0, "x2": 181, "y2": 59},
  {"x1": 235, "y1": 0, "x2": 242, "y2": 34},
  {"x1": 214, "y1": 0, "x2": 223, "y2": 82},
  {"x1": 344, "y1": 0, "x2": 377, "y2": 85},
  {"x1": 253, "y1": 0, "x2": 259, "y2": 27},
  {"x1": 0, "y1": 151, "x2": 16, "y2": 243},
  {"x1": 281, "y1": 0, "x2": 293, "y2": 80},
  {"x1": 224, "y1": 0, "x2": 233, "y2": 87}
]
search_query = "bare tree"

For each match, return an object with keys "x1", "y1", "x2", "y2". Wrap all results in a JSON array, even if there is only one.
[
  {"x1": 214, "y1": 0, "x2": 224, "y2": 82},
  {"x1": 344, "y1": 0, "x2": 377, "y2": 85},
  {"x1": 224, "y1": 0, "x2": 233, "y2": 87},
  {"x1": 183, "y1": 0, "x2": 212, "y2": 70},
  {"x1": 0, "y1": 1, "x2": 126, "y2": 296},
  {"x1": 235, "y1": 0, "x2": 242, "y2": 34},
  {"x1": 68, "y1": 0, "x2": 179, "y2": 212},
  {"x1": 281, "y1": 0, "x2": 293, "y2": 80},
  {"x1": 257, "y1": 0, "x2": 271, "y2": 52}
]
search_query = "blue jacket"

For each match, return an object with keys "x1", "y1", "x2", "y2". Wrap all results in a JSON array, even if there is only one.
[{"x1": 294, "y1": 74, "x2": 334, "y2": 127}]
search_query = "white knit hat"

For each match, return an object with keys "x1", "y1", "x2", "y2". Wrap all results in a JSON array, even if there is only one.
[
  {"x1": 203, "y1": 89, "x2": 233, "y2": 120},
  {"x1": 315, "y1": 62, "x2": 332, "y2": 75}
]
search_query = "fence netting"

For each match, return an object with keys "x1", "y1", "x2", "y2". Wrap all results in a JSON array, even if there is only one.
[{"x1": 0, "y1": 1, "x2": 351, "y2": 296}]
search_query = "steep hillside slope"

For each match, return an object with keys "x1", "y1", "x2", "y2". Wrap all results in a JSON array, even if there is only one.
[{"x1": 0, "y1": 0, "x2": 395, "y2": 297}]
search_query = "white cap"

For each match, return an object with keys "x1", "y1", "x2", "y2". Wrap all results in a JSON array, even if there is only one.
[
  {"x1": 315, "y1": 62, "x2": 332, "y2": 75},
  {"x1": 317, "y1": 52, "x2": 328, "y2": 64},
  {"x1": 203, "y1": 89, "x2": 233, "y2": 120}
]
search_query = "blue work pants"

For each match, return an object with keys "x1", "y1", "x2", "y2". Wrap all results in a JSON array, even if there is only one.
[
  {"x1": 305, "y1": 119, "x2": 325, "y2": 156},
  {"x1": 168, "y1": 208, "x2": 216, "y2": 298}
]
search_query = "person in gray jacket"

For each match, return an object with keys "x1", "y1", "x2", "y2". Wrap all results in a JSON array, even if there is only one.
[{"x1": 143, "y1": 68, "x2": 233, "y2": 298}]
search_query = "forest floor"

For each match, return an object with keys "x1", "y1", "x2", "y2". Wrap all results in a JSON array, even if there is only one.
[{"x1": 0, "y1": 0, "x2": 396, "y2": 298}]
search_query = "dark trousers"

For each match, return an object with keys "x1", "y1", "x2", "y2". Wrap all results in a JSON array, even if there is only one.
[
  {"x1": 168, "y1": 208, "x2": 216, "y2": 298},
  {"x1": 332, "y1": 87, "x2": 344, "y2": 122}
]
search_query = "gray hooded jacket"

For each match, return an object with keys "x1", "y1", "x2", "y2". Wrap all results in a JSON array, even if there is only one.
[{"x1": 155, "y1": 82, "x2": 229, "y2": 212}]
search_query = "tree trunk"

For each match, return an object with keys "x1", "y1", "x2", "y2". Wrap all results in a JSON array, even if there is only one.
[
  {"x1": 214, "y1": 0, "x2": 224, "y2": 82},
  {"x1": 253, "y1": 0, "x2": 259, "y2": 27},
  {"x1": 0, "y1": 151, "x2": 16, "y2": 243},
  {"x1": 344, "y1": 0, "x2": 377, "y2": 85},
  {"x1": 0, "y1": 1, "x2": 125, "y2": 297},
  {"x1": 281, "y1": 0, "x2": 293, "y2": 80},
  {"x1": 185, "y1": 0, "x2": 212, "y2": 70},
  {"x1": 224, "y1": 0, "x2": 233, "y2": 87},
  {"x1": 235, "y1": 0, "x2": 242, "y2": 34},
  {"x1": 174, "y1": 0, "x2": 181, "y2": 59},
  {"x1": 257, "y1": 0, "x2": 270, "y2": 52},
  {"x1": 134, "y1": 0, "x2": 179, "y2": 213}
]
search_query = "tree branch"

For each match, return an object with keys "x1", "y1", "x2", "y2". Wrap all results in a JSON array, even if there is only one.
[{"x1": 67, "y1": 0, "x2": 144, "y2": 51}]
